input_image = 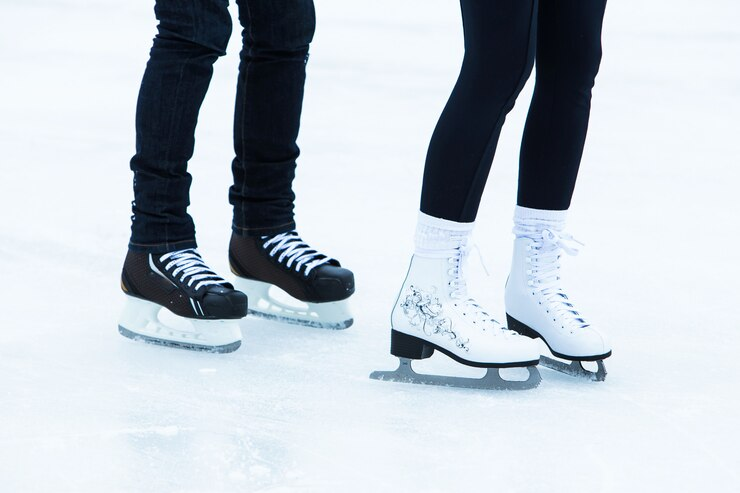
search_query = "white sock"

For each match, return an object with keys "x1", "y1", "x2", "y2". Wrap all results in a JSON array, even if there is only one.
[
  {"x1": 513, "y1": 206, "x2": 567, "y2": 237},
  {"x1": 415, "y1": 212, "x2": 474, "y2": 258}
]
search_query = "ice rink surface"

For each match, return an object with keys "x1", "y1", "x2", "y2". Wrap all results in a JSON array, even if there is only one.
[{"x1": 1, "y1": 1, "x2": 739, "y2": 491}]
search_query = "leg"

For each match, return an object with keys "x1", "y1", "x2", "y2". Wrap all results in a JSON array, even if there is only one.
[
  {"x1": 376, "y1": 1, "x2": 543, "y2": 389},
  {"x1": 129, "y1": 0, "x2": 232, "y2": 253},
  {"x1": 227, "y1": 0, "x2": 353, "y2": 329},
  {"x1": 230, "y1": 0, "x2": 316, "y2": 237},
  {"x1": 506, "y1": 1, "x2": 611, "y2": 379},
  {"x1": 420, "y1": 0, "x2": 537, "y2": 222},
  {"x1": 517, "y1": 0, "x2": 607, "y2": 210}
]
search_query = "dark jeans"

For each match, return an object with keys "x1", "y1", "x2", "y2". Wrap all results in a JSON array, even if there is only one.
[
  {"x1": 129, "y1": 0, "x2": 315, "y2": 253},
  {"x1": 420, "y1": 0, "x2": 607, "y2": 221}
]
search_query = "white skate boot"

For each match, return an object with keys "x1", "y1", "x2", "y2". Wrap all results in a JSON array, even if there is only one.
[
  {"x1": 370, "y1": 213, "x2": 541, "y2": 390},
  {"x1": 505, "y1": 206, "x2": 611, "y2": 381}
]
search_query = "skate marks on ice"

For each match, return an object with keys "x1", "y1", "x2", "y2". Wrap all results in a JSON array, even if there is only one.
[
  {"x1": 370, "y1": 358, "x2": 542, "y2": 391},
  {"x1": 109, "y1": 397, "x2": 296, "y2": 490},
  {"x1": 118, "y1": 296, "x2": 242, "y2": 353},
  {"x1": 233, "y1": 278, "x2": 353, "y2": 330}
]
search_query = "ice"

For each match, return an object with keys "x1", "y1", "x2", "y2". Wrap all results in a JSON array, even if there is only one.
[{"x1": 1, "y1": 0, "x2": 739, "y2": 491}]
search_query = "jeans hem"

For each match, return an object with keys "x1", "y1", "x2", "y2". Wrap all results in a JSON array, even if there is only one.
[
  {"x1": 128, "y1": 238, "x2": 198, "y2": 254},
  {"x1": 231, "y1": 221, "x2": 296, "y2": 238}
]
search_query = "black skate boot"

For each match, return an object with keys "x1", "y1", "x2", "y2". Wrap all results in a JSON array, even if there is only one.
[
  {"x1": 229, "y1": 231, "x2": 354, "y2": 329},
  {"x1": 119, "y1": 249, "x2": 247, "y2": 352}
]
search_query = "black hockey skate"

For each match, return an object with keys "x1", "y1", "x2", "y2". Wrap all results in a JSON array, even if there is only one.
[
  {"x1": 229, "y1": 231, "x2": 354, "y2": 329},
  {"x1": 119, "y1": 249, "x2": 247, "y2": 352}
]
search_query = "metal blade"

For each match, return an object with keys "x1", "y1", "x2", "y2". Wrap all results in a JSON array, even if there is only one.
[
  {"x1": 370, "y1": 358, "x2": 541, "y2": 391},
  {"x1": 539, "y1": 355, "x2": 607, "y2": 382}
]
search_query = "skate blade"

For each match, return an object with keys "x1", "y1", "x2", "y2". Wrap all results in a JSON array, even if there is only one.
[
  {"x1": 539, "y1": 355, "x2": 607, "y2": 382},
  {"x1": 369, "y1": 358, "x2": 541, "y2": 391},
  {"x1": 118, "y1": 296, "x2": 242, "y2": 353},
  {"x1": 234, "y1": 278, "x2": 353, "y2": 330}
]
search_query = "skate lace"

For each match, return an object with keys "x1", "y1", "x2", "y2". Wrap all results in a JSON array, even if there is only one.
[
  {"x1": 159, "y1": 249, "x2": 227, "y2": 291},
  {"x1": 262, "y1": 231, "x2": 332, "y2": 276},
  {"x1": 447, "y1": 235, "x2": 509, "y2": 335},
  {"x1": 526, "y1": 228, "x2": 589, "y2": 331}
]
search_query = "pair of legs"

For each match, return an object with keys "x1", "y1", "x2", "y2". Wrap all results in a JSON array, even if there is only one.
[
  {"x1": 377, "y1": 0, "x2": 610, "y2": 388},
  {"x1": 129, "y1": 0, "x2": 316, "y2": 253},
  {"x1": 119, "y1": 0, "x2": 354, "y2": 353},
  {"x1": 421, "y1": 0, "x2": 607, "y2": 220}
]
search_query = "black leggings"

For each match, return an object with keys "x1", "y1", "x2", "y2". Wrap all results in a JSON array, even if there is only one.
[{"x1": 420, "y1": 0, "x2": 607, "y2": 221}]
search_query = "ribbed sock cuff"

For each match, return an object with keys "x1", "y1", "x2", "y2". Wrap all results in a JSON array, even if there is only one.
[
  {"x1": 513, "y1": 206, "x2": 567, "y2": 236},
  {"x1": 415, "y1": 211, "x2": 473, "y2": 257},
  {"x1": 514, "y1": 206, "x2": 567, "y2": 222}
]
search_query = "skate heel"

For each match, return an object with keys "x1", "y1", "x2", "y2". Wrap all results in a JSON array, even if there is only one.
[
  {"x1": 390, "y1": 330, "x2": 434, "y2": 360},
  {"x1": 506, "y1": 314, "x2": 541, "y2": 340}
]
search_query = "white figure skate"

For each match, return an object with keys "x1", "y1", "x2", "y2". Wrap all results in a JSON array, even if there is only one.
[
  {"x1": 371, "y1": 215, "x2": 541, "y2": 390},
  {"x1": 505, "y1": 209, "x2": 611, "y2": 381}
]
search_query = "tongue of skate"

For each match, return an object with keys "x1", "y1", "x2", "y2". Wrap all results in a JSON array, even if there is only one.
[
  {"x1": 263, "y1": 231, "x2": 334, "y2": 275},
  {"x1": 159, "y1": 249, "x2": 229, "y2": 291}
]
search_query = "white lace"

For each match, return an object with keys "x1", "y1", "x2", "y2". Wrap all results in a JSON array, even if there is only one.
[
  {"x1": 262, "y1": 231, "x2": 332, "y2": 276},
  {"x1": 525, "y1": 228, "x2": 589, "y2": 330},
  {"x1": 159, "y1": 249, "x2": 226, "y2": 291},
  {"x1": 446, "y1": 235, "x2": 508, "y2": 334}
]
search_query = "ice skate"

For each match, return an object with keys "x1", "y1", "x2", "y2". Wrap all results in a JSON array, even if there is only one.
[
  {"x1": 229, "y1": 231, "x2": 354, "y2": 329},
  {"x1": 505, "y1": 207, "x2": 611, "y2": 381},
  {"x1": 118, "y1": 249, "x2": 247, "y2": 353},
  {"x1": 370, "y1": 214, "x2": 541, "y2": 390}
]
